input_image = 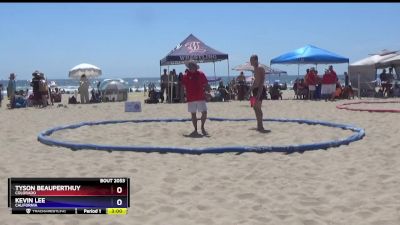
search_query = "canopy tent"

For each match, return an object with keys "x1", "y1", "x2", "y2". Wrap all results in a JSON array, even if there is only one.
[
  {"x1": 349, "y1": 50, "x2": 399, "y2": 97},
  {"x1": 69, "y1": 63, "x2": 102, "y2": 79},
  {"x1": 160, "y1": 34, "x2": 229, "y2": 66},
  {"x1": 232, "y1": 62, "x2": 287, "y2": 75},
  {"x1": 379, "y1": 55, "x2": 400, "y2": 79},
  {"x1": 270, "y1": 45, "x2": 349, "y2": 76},
  {"x1": 378, "y1": 54, "x2": 400, "y2": 67},
  {"x1": 160, "y1": 34, "x2": 229, "y2": 103}
]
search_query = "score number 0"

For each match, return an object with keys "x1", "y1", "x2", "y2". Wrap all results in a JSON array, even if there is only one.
[{"x1": 115, "y1": 186, "x2": 124, "y2": 206}]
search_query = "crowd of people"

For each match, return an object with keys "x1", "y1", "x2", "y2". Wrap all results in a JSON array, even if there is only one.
[
  {"x1": 3, "y1": 64, "x2": 398, "y2": 112},
  {"x1": 376, "y1": 67, "x2": 400, "y2": 97},
  {"x1": 159, "y1": 68, "x2": 185, "y2": 103},
  {"x1": 3, "y1": 71, "x2": 118, "y2": 108},
  {"x1": 150, "y1": 69, "x2": 272, "y2": 104},
  {"x1": 293, "y1": 65, "x2": 354, "y2": 101},
  {"x1": 136, "y1": 64, "x2": 359, "y2": 106},
  {"x1": 3, "y1": 58, "x2": 400, "y2": 138},
  {"x1": 3, "y1": 71, "x2": 64, "y2": 109}
]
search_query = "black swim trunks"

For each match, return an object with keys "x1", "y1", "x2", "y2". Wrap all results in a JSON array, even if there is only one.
[{"x1": 252, "y1": 87, "x2": 267, "y2": 100}]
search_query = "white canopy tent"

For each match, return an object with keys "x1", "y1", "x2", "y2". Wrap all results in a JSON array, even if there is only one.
[
  {"x1": 349, "y1": 51, "x2": 399, "y2": 97},
  {"x1": 378, "y1": 55, "x2": 400, "y2": 78}
]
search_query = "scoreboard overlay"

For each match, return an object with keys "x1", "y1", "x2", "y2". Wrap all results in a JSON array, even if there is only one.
[{"x1": 8, "y1": 178, "x2": 130, "y2": 215}]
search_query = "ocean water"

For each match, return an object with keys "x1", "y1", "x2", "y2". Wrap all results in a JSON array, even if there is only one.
[{"x1": 0, "y1": 74, "x2": 345, "y2": 95}]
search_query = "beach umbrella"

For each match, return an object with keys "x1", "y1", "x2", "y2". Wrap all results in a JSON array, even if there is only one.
[
  {"x1": 232, "y1": 62, "x2": 287, "y2": 75},
  {"x1": 49, "y1": 81, "x2": 57, "y2": 88},
  {"x1": 32, "y1": 70, "x2": 44, "y2": 77},
  {"x1": 68, "y1": 63, "x2": 102, "y2": 79},
  {"x1": 232, "y1": 62, "x2": 269, "y2": 72}
]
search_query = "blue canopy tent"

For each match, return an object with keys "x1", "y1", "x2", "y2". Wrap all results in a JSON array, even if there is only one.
[{"x1": 270, "y1": 45, "x2": 349, "y2": 76}]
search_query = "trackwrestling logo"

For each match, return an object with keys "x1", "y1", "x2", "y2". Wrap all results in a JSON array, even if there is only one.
[{"x1": 185, "y1": 41, "x2": 206, "y2": 53}]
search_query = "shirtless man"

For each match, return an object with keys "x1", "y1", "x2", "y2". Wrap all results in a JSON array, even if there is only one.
[{"x1": 250, "y1": 54, "x2": 267, "y2": 132}]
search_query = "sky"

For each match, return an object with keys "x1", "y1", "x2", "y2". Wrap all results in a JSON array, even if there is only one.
[{"x1": 1, "y1": 3, "x2": 400, "y2": 80}]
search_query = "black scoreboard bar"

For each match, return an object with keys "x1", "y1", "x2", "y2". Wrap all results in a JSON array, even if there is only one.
[{"x1": 9, "y1": 177, "x2": 130, "y2": 215}]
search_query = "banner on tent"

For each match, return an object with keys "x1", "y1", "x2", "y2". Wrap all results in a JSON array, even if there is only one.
[{"x1": 179, "y1": 55, "x2": 217, "y2": 61}]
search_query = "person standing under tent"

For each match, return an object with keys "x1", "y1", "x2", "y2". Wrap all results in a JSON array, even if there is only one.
[
  {"x1": 306, "y1": 67, "x2": 318, "y2": 100},
  {"x1": 328, "y1": 65, "x2": 338, "y2": 100},
  {"x1": 178, "y1": 72, "x2": 185, "y2": 103},
  {"x1": 160, "y1": 69, "x2": 168, "y2": 103},
  {"x1": 344, "y1": 72, "x2": 349, "y2": 87},
  {"x1": 167, "y1": 70, "x2": 175, "y2": 103},
  {"x1": 321, "y1": 66, "x2": 337, "y2": 101},
  {"x1": 172, "y1": 69, "x2": 178, "y2": 102}
]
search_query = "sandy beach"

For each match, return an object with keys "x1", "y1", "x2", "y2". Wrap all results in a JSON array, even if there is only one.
[{"x1": 1, "y1": 91, "x2": 399, "y2": 225}]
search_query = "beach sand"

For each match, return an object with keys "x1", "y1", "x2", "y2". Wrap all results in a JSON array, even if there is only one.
[{"x1": 0, "y1": 91, "x2": 399, "y2": 225}]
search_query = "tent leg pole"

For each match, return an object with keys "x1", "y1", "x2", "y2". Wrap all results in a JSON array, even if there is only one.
[
  {"x1": 158, "y1": 66, "x2": 161, "y2": 97},
  {"x1": 268, "y1": 61, "x2": 274, "y2": 84},
  {"x1": 227, "y1": 59, "x2": 230, "y2": 82},
  {"x1": 358, "y1": 73, "x2": 361, "y2": 99},
  {"x1": 168, "y1": 66, "x2": 170, "y2": 103},
  {"x1": 214, "y1": 62, "x2": 216, "y2": 85},
  {"x1": 298, "y1": 64, "x2": 300, "y2": 78}
]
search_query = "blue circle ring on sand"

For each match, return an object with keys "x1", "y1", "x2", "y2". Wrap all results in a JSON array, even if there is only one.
[{"x1": 38, "y1": 117, "x2": 365, "y2": 154}]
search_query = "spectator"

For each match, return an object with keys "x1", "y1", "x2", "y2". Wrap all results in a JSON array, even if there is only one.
[
  {"x1": 236, "y1": 71, "x2": 247, "y2": 101},
  {"x1": 306, "y1": 67, "x2": 318, "y2": 100},
  {"x1": 79, "y1": 74, "x2": 90, "y2": 104},
  {"x1": 344, "y1": 71, "x2": 349, "y2": 87},
  {"x1": 7, "y1": 73, "x2": 16, "y2": 109},
  {"x1": 217, "y1": 81, "x2": 229, "y2": 101},
  {"x1": 160, "y1": 69, "x2": 168, "y2": 103}
]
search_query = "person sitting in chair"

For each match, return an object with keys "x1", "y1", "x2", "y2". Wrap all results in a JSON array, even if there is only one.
[
  {"x1": 269, "y1": 82, "x2": 282, "y2": 100},
  {"x1": 51, "y1": 87, "x2": 62, "y2": 103},
  {"x1": 144, "y1": 85, "x2": 160, "y2": 104},
  {"x1": 90, "y1": 88, "x2": 101, "y2": 103},
  {"x1": 68, "y1": 95, "x2": 78, "y2": 104}
]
